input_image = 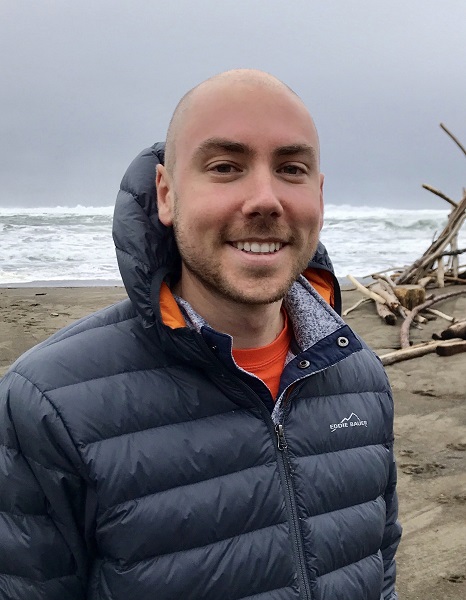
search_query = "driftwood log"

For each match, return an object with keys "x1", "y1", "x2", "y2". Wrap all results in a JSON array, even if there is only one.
[
  {"x1": 440, "y1": 121, "x2": 466, "y2": 158},
  {"x1": 376, "y1": 301, "x2": 397, "y2": 325},
  {"x1": 418, "y1": 276, "x2": 433, "y2": 288},
  {"x1": 380, "y1": 338, "x2": 465, "y2": 366},
  {"x1": 425, "y1": 308, "x2": 455, "y2": 322},
  {"x1": 432, "y1": 320, "x2": 466, "y2": 340},
  {"x1": 371, "y1": 282, "x2": 400, "y2": 310},
  {"x1": 445, "y1": 275, "x2": 466, "y2": 284},
  {"x1": 436, "y1": 340, "x2": 466, "y2": 356},
  {"x1": 421, "y1": 184, "x2": 457, "y2": 208},
  {"x1": 346, "y1": 275, "x2": 387, "y2": 304}
]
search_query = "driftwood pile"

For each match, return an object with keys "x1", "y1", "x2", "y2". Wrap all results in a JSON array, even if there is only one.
[
  {"x1": 345, "y1": 124, "x2": 466, "y2": 366},
  {"x1": 397, "y1": 124, "x2": 466, "y2": 287}
]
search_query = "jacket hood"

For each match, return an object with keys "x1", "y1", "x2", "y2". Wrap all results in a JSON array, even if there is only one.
[{"x1": 113, "y1": 142, "x2": 341, "y2": 326}]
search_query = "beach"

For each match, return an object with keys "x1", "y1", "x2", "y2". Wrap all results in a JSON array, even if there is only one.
[{"x1": 1, "y1": 284, "x2": 465, "y2": 598}]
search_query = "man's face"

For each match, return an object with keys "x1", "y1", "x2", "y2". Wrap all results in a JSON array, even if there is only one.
[{"x1": 157, "y1": 80, "x2": 324, "y2": 307}]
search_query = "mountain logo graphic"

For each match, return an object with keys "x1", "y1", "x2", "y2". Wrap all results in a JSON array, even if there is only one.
[{"x1": 330, "y1": 412, "x2": 368, "y2": 432}]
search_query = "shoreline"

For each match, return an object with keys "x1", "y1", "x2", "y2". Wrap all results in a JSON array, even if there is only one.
[
  {"x1": 0, "y1": 279, "x2": 123, "y2": 289},
  {"x1": 0, "y1": 284, "x2": 465, "y2": 599},
  {"x1": 0, "y1": 276, "x2": 366, "y2": 289}
]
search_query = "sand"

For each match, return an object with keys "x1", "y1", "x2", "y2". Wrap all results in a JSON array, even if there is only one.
[{"x1": 1, "y1": 284, "x2": 465, "y2": 598}]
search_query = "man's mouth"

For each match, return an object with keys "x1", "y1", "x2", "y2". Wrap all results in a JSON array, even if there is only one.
[{"x1": 231, "y1": 241, "x2": 284, "y2": 254}]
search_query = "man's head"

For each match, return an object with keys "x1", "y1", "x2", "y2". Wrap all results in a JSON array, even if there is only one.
[{"x1": 156, "y1": 69, "x2": 324, "y2": 308}]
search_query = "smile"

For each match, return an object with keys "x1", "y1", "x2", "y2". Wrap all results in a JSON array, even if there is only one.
[{"x1": 232, "y1": 241, "x2": 283, "y2": 254}]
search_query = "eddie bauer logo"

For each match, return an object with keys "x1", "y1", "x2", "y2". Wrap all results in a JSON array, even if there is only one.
[{"x1": 330, "y1": 412, "x2": 368, "y2": 432}]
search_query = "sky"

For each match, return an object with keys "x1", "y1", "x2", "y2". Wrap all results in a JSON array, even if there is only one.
[{"x1": 0, "y1": 0, "x2": 465, "y2": 209}]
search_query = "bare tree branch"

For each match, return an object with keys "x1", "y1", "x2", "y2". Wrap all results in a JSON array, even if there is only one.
[
  {"x1": 422, "y1": 184, "x2": 457, "y2": 208},
  {"x1": 440, "y1": 123, "x2": 466, "y2": 158}
]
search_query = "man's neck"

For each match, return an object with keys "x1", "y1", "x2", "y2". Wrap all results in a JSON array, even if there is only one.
[{"x1": 173, "y1": 280, "x2": 284, "y2": 349}]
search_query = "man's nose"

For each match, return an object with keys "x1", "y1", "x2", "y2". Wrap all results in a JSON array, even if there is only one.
[{"x1": 241, "y1": 169, "x2": 284, "y2": 218}]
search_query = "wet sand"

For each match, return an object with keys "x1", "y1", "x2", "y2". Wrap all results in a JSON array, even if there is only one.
[{"x1": 1, "y1": 285, "x2": 465, "y2": 598}]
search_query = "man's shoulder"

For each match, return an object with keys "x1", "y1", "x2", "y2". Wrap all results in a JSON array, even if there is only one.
[{"x1": 2, "y1": 298, "x2": 152, "y2": 393}]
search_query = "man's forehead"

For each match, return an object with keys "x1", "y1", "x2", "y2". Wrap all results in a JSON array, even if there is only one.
[{"x1": 179, "y1": 79, "x2": 317, "y2": 145}]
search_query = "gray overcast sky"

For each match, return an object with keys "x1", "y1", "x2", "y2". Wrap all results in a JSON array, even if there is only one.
[{"x1": 0, "y1": 0, "x2": 464, "y2": 209}]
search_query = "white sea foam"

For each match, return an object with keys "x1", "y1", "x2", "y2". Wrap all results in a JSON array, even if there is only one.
[
  {"x1": 1, "y1": 206, "x2": 117, "y2": 284},
  {"x1": 0, "y1": 204, "x2": 463, "y2": 285},
  {"x1": 320, "y1": 204, "x2": 458, "y2": 278}
]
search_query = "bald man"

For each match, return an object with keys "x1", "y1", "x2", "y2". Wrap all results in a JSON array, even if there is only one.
[{"x1": 0, "y1": 70, "x2": 401, "y2": 600}]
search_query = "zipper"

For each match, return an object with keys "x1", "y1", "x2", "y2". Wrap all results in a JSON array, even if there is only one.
[
  {"x1": 280, "y1": 385, "x2": 295, "y2": 410},
  {"x1": 201, "y1": 346, "x2": 313, "y2": 598},
  {"x1": 274, "y1": 422, "x2": 312, "y2": 600},
  {"x1": 275, "y1": 423, "x2": 287, "y2": 450}
]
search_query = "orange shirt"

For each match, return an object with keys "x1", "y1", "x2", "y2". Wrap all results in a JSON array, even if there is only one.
[{"x1": 232, "y1": 310, "x2": 292, "y2": 400}]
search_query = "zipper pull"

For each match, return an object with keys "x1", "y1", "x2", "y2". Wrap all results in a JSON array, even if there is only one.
[{"x1": 275, "y1": 424, "x2": 288, "y2": 451}]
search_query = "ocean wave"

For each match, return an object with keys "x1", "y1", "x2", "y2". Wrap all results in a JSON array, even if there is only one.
[{"x1": 0, "y1": 204, "x2": 463, "y2": 282}]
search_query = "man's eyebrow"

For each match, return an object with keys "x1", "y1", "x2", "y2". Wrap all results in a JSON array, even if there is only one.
[
  {"x1": 193, "y1": 139, "x2": 318, "y2": 165},
  {"x1": 194, "y1": 138, "x2": 254, "y2": 159},
  {"x1": 273, "y1": 144, "x2": 317, "y2": 161}
]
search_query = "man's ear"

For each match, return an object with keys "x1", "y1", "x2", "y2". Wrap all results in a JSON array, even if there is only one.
[
  {"x1": 156, "y1": 164, "x2": 174, "y2": 226},
  {"x1": 319, "y1": 173, "x2": 325, "y2": 231}
]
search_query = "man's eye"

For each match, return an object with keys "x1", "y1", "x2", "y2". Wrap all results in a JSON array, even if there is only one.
[
  {"x1": 210, "y1": 163, "x2": 238, "y2": 173},
  {"x1": 278, "y1": 165, "x2": 305, "y2": 175}
]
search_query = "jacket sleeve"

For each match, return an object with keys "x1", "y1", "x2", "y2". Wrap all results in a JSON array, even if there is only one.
[
  {"x1": 0, "y1": 371, "x2": 88, "y2": 600},
  {"x1": 380, "y1": 445, "x2": 402, "y2": 600}
]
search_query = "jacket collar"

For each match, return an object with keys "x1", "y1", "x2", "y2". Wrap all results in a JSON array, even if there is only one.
[{"x1": 174, "y1": 275, "x2": 343, "y2": 354}]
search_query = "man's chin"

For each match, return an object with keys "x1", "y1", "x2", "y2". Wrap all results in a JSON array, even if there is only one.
[
  {"x1": 214, "y1": 278, "x2": 294, "y2": 306},
  {"x1": 181, "y1": 262, "x2": 299, "y2": 306}
]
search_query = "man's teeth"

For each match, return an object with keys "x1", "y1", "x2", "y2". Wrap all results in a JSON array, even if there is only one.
[{"x1": 234, "y1": 241, "x2": 282, "y2": 253}]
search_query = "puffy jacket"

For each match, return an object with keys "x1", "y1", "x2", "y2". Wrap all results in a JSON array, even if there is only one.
[{"x1": 0, "y1": 143, "x2": 401, "y2": 600}]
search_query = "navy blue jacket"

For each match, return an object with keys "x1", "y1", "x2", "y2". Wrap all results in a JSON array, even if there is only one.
[{"x1": 0, "y1": 143, "x2": 401, "y2": 599}]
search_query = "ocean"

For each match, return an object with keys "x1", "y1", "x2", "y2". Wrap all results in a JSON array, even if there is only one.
[{"x1": 1, "y1": 204, "x2": 464, "y2": 286}]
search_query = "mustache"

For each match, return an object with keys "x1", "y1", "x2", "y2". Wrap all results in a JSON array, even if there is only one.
[{"x1": 221, "y1": 220, "x2": 296, "y2": 242}]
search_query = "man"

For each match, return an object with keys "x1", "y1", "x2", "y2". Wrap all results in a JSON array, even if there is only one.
[{"x1": 0, "y1": 69, "x2": 401, "y2": 599}]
